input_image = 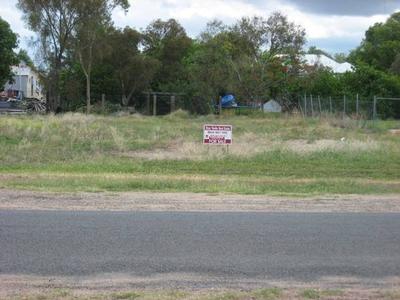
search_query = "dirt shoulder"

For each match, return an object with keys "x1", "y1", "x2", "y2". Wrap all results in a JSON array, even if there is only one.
[
  {"x1": 1, "y1": 273, "x2": 400, "y2": 299},
  {"x1": 1, "y1": 189, "x2": 399, "y2": 212}
]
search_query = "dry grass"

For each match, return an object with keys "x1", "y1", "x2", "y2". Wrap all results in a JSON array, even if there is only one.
[
  {"x1": 1, "y1": 112, "x2": 397, "y2": 162},
  {"x1": 0, "y1": 113, "x2": 399, "y2": 195}
]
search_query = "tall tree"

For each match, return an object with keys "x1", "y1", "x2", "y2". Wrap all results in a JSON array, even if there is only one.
[
  {"x1": 16, "y1": 49, "x2": 35, "y2": 69},
  {"x1": 265, "y1": 12, "x2": 306, "y2": 57},
  {"x1": 74, "y1": 0, "x2": 120, "y2": 114},
  {"x1": 108, "y1": 27, "x2": 159, "y2": 107},
  {"x1": 142, "y1": 19, "x2": 192, "y2": 92},
  {"x1": 186, "y1": 12, "x2": 306, "y2": 111},
  {"x1": 334, "y1": 53, "x2": 348, "y2": 63},
  {"x1": 18, "y1": 0, "x2": 80, "y2": 111},
  {"x1": 17, "y1": 0, "x2": 129, "y2": 112},
  {"x1": 228, "y1": 13, "x2": 305, "y2": 102},
  {"x1": 0, "y1": 17, "x2": 18, "y2": 88},
  {"x1": 350, "y1": 12, "x2": 400, "y2": 73},
  {"x1": 307, "y1": 46, "x2": 333, "y2": 59}
]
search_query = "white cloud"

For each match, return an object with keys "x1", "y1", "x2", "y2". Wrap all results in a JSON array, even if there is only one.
[
  {"x1": 0, "y1": 0, "x2": 35, "y2": 47},
  {"x1": 281, "y1": 4, "x2": 388, "y2": 39},
  {"x1": 112, "y1": 0, "x2": 263, "y2": 34},
  {"x1": 0, "y1": 0, "x2": 395, "y2": 53},
  {"x1": 113, "y1": 0, "x2": 390, "y2": 51}
]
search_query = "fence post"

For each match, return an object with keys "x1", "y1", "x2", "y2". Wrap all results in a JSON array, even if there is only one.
[
  {"x1": 329, "y1": 96, "x2": 332, "y2": 114},
  {"x1": 219, "y1": 96, "x2": 222, "y2": 117},
  {"x1": 373, "y1": 96, "x2": 377, "y2": 120},
  {"x1": 310, "y1": 94, "x2": 314, "y2": 117},
  {"x1": 304, "y1": 93, "x2": 307, "y2": 117},
  {"x1": 356, "y1": 93, "x2": 359, "y2": 116},
  {"x1": 57, "y1": 95, "x2": 61, "y2": 111},
  {"x1": 146, "y1": 93, "x2": 150, "y2": 115},
  {"x1": 170, "y1": 95, "x2": 176, "y2": 113},
  {"x1": 101, "y1": 94, "x2": 105, "y2": 114},
  {"x1": 318, "y1": 95, "x2": 322, "y2": 115},
  {"x1": 343, "y1": 95, "x2": 346, "y2": 119},
  {"x1": 153, "y1": 94, "x2": 157, "y2": 116}
]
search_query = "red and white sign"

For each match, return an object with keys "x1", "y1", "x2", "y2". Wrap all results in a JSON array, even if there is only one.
[{"x1": 203, "y1": 124, "x2": 233, "y2": 145}]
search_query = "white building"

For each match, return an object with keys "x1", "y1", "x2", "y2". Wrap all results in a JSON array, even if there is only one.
[
  {"x1": 302, "y1": 54, "x2": 353, "y2": 74},
  {"x1": 3, "y1": 62, "x2": 43, "y2": 100},
  {"x1": 277, "y1": 53, "x2": 354, "y2": 74}
]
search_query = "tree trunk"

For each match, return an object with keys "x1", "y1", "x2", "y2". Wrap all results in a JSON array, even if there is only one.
[
  {"x1": 86, "y1": 73, "x2": 91, "y2": 114},
  {"x1": 47, "y1": 67, "x2": 61, "y2": 113},
  {"x1": 122, "y1": 94, "x2": 128, "y2": 106}
]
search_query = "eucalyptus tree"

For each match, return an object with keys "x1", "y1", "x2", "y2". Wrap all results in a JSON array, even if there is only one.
[
  {"x1": 142, "y1": 19, "x2": 192, "y2": 92},
  {"x1": 17, "y1": 0, "x2": 129, "y2": 111},
  {"x1": 74, "y1": 0, "x2": 124, "y2": 113},
  {"x1": 191, "y1": 12, "x2": 306, "y2": 105},
  {"x1": 350, "y1": 12, "x2": 400, "y2": 73},
  {"x1": 107, "y1": 27, "x2": 160, "y2": 107},
  {"x1": 0, "y1": 17, "x2": 18, "y2": 87}
]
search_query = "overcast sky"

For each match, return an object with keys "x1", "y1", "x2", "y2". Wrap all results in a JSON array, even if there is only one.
[{"x1": 1, "y1": 0, "x2": 399, "y2": 56}]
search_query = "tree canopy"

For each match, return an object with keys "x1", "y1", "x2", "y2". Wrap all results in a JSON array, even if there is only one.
[
  {"x1": 0, "y1": 17, "x2": 18, "y2": 88},
  {"x1": 17, "y1": 0, "x2": 129, "y2": 111},
  {"x1": 13, "y1": 3, "x2": 400, "y2": 117},
  {"x1": 142, "y1": 19, "x2": 192, "y2": 92},
  {"x1": 350, "y1": 12, "x2": 400, "y2": 73}
]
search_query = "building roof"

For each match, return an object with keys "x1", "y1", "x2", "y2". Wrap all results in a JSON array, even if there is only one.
[
  {"x1": 11, "y1": 62, "x2": 36, "y2": 76},
  {"x1": 303, "y1": 54, "x2": 353, "y2": 73}
]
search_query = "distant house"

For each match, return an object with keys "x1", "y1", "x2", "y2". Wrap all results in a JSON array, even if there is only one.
[
  {"x1": 277, "y1": 53, "x2": 354, "y2": 74},
  {"x1": 3, "y1": 62, "x2": 43, "y2": 100},
  {"x1": 302, "y1": 54, "x2": 353, "y2": 74}
]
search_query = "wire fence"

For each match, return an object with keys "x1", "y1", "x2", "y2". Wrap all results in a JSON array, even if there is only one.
[
  {"x1": 300, "y1": 94, "x2": 400, "y2": 120},
  {"x1": 51, "y1": 91, "x2": 400, "y2": 119}
]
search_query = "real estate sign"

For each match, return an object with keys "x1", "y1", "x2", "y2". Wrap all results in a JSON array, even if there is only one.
[{"x1": 203, "y1": 124, "x2": 233, "y2": 145}]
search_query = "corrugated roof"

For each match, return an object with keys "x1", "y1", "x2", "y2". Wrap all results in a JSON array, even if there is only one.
[
  {"x1": 11, "y1": 63, "x2": 35, "y2": 76},
  {"x1": 303, "y1": 54, "x2": 353, "y2": 73}
]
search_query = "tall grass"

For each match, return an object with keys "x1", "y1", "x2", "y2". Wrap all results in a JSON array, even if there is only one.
[{"x1": 0, "y1": 113, "x2": 399, "y2": 194}]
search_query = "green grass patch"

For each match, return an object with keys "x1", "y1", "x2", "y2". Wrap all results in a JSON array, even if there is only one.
[
  {"x1": 252, "y1": 288, "x2": 282, "y2": 299},
  {"x1": 6, "y1": 288, "x2": 400, "y2": 300},
  {"x1": 1, "y1": 113, "x2": 399, "y2": 195},
  {"x1": 300, "y1": 289, "x2": 320, "y2": 299},
  {"x1": 0, "y1": 172, "x2": 398, "y2": 195}
]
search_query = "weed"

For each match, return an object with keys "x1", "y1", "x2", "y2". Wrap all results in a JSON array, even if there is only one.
[
  {"x1": 301, "y1": 289, "x2": 320, "y2": 299},
  {"x1": 253, "y1": 287, "x2": 282, "y2": 299},
  {"x1": 112, "y1": 291, "x2": 141, "y2": 299},
  {"x1": 320, "y1": 289, "x2": 344, "y2": 297}
]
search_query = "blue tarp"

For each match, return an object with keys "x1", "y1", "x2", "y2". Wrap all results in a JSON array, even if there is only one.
[{"x1": 221, "y1": 94, "x2": 237, "y2": 107}]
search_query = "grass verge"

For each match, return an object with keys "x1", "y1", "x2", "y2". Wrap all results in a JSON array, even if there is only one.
[
  {"x1": 6, "y1": 287, "x2": 400, "y2": 300},
  {"x1": 1, "y1": 113, "x2": 399, "y2": 195}
]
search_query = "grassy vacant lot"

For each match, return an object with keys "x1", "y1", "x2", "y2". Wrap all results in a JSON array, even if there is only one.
[{"x1": 0, "y1": 111, "x2": 399, "y2": 196}]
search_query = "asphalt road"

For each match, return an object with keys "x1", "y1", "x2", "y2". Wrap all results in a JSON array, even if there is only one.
[{"x1": 1, "y1": 211, "x2": 400, "y2": 282}]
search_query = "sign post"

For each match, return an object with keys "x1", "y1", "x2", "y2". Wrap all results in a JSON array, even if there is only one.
[{"x1": 203, "y1": 125, "x2": 233, "y2": 152}]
